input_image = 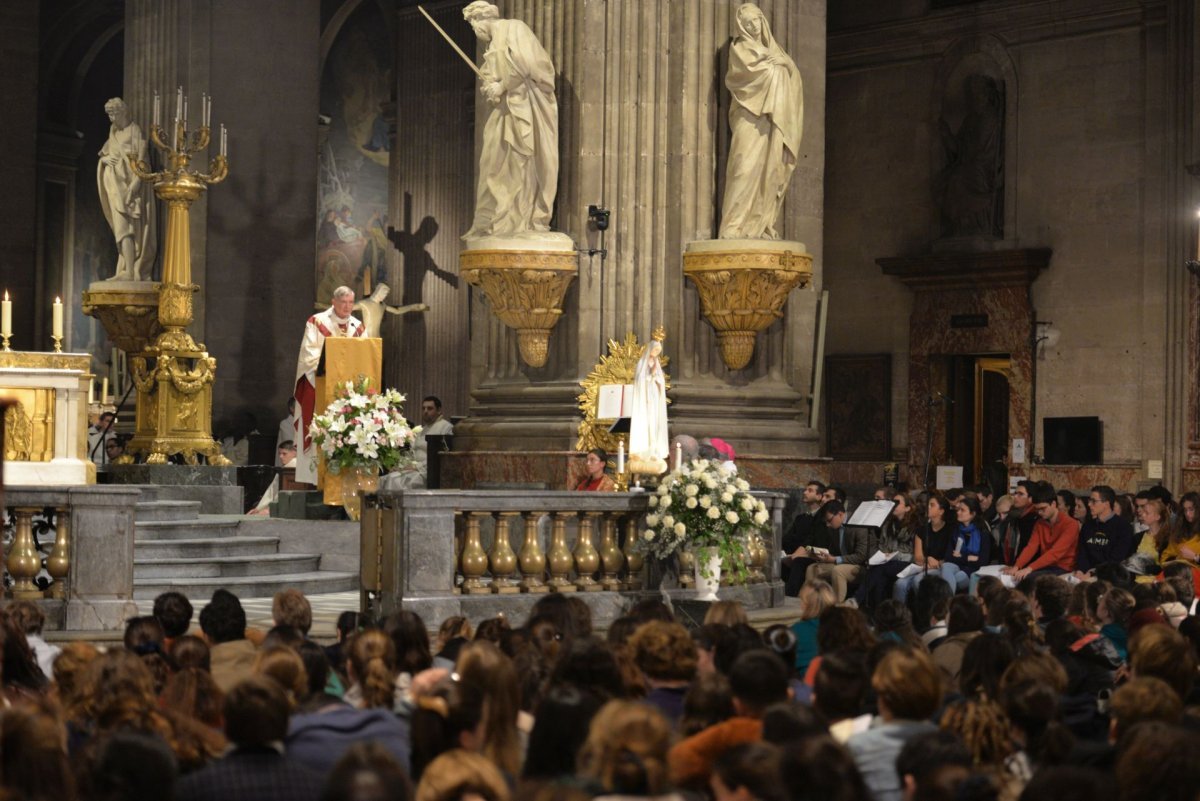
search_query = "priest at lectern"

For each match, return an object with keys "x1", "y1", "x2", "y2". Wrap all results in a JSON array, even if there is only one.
[{"x1": 293, "y1": 286, "x2": 366, "y2": 485}]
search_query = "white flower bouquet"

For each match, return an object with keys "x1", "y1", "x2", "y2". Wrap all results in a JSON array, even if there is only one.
[
  {"x1": 639, "y1": 459, "x2": 771, "y2": 579},
  {"x1": 308, "y1": 376, "x2": 417, "y2": 473}
]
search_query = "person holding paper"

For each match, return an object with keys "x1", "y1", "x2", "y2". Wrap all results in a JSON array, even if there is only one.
[
  {"x1": 893, "y1": 494, "x2": 954, "y2": 605},
  {"x1": 939, "y1": 495, "x2": 992, "y2": 592},
  {"x1": 1002, "y1": 482, "x2": 1079, "y2": 580},
  {"x1": 852, "y1": 492, "x2": 919, "y2": 610},
  {"x1": 804, "y1": 501, "x2": 870, "y2": 603}
]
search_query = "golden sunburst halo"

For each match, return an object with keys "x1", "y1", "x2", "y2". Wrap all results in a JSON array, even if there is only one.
[{"x1": 576, "y1": 331, "x2": 670, "y2": 455}]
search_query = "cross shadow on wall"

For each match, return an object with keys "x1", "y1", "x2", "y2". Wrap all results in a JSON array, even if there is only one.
[
  {"x1": 208, "y1": 142, "x2": 311, "y2": 420},
  {"x1": 387, "y1": 192, "x2": 460, "y2": 372}
]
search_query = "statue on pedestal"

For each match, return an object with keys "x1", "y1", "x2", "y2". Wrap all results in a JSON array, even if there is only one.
[
  {"x1": 629, "y1": 330, "x2": 670, "y2": 475},
  {"x1": 462, "y1": 0, "x2": 560, "y2": 241},
  {"x1": 98, "y1": 98, "x2": 157, "y2": 280},
  {"x1": 718, "y1": 4, "x2": 804, "y2": 240}
]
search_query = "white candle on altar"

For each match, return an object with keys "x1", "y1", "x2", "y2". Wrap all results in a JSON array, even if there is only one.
[
  {"x1": 101, "y1": 377, "x2": 108, "y2": 403},
  {"x1": 617, "y1": 440, "x2": 625, "y2": 474},
  {"x1": 1, "y1": 291, "x2": 10, "y2": 338},
  {"x1": 52, "y1": 297, "x2": 63, "y2": 340},
  {"x1": 675, "y1": 441, "x2": 682, "y2": 472},
  {"x1": 203, "y1": 93, "x2": 211, "y2": 127},
  {"x1": 88, "y1": 378, "x2": 95, "y2": 404}
]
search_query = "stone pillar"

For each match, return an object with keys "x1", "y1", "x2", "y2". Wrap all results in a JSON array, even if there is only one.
[
  {"x1": 0, "y1": 1, "x2": 39, "y2": 350},
  {"x1": 454, "y1": 0, "x2": 828, "y2": 456}
]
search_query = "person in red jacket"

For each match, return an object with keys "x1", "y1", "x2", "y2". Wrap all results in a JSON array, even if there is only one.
[{"x1": 1003, "y1": 481, "x2": 1080, "y2": 580}]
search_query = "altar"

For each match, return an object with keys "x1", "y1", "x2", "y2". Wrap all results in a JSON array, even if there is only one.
[{"x1": 0, "y1": 351, "x2": 94, "y2": 486}]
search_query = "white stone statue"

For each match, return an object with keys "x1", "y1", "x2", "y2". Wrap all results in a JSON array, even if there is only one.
[
  {"x1": 462, "y1": 1, "x2": 559, "y2": 241},
  {"x1": 98, "y1": 97, "x2": 157, "y2": 280},
  {"x1": 629, "y1": 338, "x2": 669, "y2": 473},
  {"x1": 718, "y1": 4, "x2": 804, "y2": 240}
]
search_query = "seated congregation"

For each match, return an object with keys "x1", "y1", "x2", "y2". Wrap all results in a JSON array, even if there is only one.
[{"x1": 0, "y1": 481, "x2": 1198, "y2": 801}]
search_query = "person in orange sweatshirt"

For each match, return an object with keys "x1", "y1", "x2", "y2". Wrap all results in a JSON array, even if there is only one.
[{"x1": 1003, "y1": 481, "x2": 1079, "y2": 580}]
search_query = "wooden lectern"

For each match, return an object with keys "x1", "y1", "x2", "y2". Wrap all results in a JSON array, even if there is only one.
[{"x1": 316, "y1": 337, "x2": 382, "y2": 505}]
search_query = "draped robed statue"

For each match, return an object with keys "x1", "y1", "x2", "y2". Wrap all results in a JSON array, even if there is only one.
[
  {"x1": 98, "y1": 97, "x2": 157, "y2": 280},
  {"x1": 628, "y1": 337, "x2": 670, "y2": 475},
  {"x1": 719, "y1": 4, "x2": 804, "y2": 240},
  {"x1": 462, "y1": 0, "x2": 559, "y2": 241}
]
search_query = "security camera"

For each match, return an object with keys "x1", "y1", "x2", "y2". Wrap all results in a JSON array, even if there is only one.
[{"x1": 588, "y1": 205, "x2": 610, "y2": 231}]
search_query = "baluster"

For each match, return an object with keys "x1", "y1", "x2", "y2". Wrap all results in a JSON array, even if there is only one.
[
  {"x1": 518, "y1": 512, "x2": 548, "y2": 593},
  {"x1": 489, "y1": 511, "x2": 520, "y2": 593},
  {"x1": 623, "y1": 516, "x2": 644, "y2": 590},
  {"x1": 8, "y1": 508, "x2": 42, "y2": 600},
  {"x1": 678, "y1": 547, "x2": 696, "y2": 588},
  {"x1": 599, "y1": 514, "x2": 625, "y2": 591},
  {"x1": 546, "y1": 512, "x2": 576, "y2": 592},
  {"x1": 460, "y1": 511, "x2": 489, "y2": 594},
  {"x1": 748, "y1": 532, "x2": 767, "y2": 583},
  {"x1": 574, "y1": 512, "x2": 601, "y2": 591},
  {"x1": 46, "y1": 506, "x2": 71, "y2": 599}
]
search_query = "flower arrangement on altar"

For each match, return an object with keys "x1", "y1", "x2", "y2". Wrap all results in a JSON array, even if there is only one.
[
  {"x1": 308, "y1": 377, "x2": 417, "y2": 474},
  {"x1": 639, "y1": 459, "x2": 771, "y2": 579}
]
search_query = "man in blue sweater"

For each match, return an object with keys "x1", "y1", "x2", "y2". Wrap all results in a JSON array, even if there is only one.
[{"x1": 1073, "y1": 485, "x2": 1135, "y2": 578}]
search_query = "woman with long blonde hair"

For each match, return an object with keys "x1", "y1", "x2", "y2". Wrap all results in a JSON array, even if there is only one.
[
  {"x1": 455, "y1": 640, "x2": 521, "y2": 779},
  {"x1": 578, "y1": 700, "x2": 678, "y2": 799}
]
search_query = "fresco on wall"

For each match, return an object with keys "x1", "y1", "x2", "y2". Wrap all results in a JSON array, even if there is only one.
[{"x1": 316, "y1": 1, "x2": 393, "y2": 304}]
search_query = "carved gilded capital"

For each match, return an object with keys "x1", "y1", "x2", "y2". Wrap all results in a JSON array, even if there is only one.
[
  {"x1": 460, "y1": 249, "x2": 578, "y2": 368},
  {"x1": 81, "y1": 285, "x2": 163, "y2": 353},
  {"x1": 683, "y1": 245, "x2": 813, "y2": 370}
]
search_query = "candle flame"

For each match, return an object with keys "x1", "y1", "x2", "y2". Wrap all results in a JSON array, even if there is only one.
[
  {"x1": 3, "y1": 291, "x2": 7, "y2": 301},
  {"x1": 55, "y1": 296, "x2": 61, "y2": 304}
]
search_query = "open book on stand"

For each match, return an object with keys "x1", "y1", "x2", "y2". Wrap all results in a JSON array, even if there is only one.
[{"x1": 847, "y1": 499, "x2": 895, "y2": 528}]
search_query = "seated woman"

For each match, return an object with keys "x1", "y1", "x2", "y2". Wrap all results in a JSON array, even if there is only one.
[
  {"x1": 893, "y1": 493, "x2": 955, "y2": 604},
  {"x1": 574, "y1": 447, "x2": 616, "y2": 491},
  {"x1": 940, "y1": 495, "x2": 991, "y2": 593},
  {"x1": 852, "y1": 491, "x2": 920, "y2": 610},
  {"x1": 1161, "y1": 491, "x2": 1200, "y2": 565},
  {"x1": 1125, "y1": 498, "x2": 1172, "y2": 581}
]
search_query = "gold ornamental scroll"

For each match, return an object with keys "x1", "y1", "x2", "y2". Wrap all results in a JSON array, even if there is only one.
[{"x1": 317, "y1": 337, "x2": 383, "y2": 505}]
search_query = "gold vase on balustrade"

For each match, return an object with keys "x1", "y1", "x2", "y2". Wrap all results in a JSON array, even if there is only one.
[
  {"x1": 46, "y1": 507, "x2": 71, "y2": 599},
  {"x1": 460, "y1": 512, "x2": 490, "y2": 594},
  {"x1": 745, "y1": 533, "x2": 766, "y2": 583},
  {"x1": 677, "y1": 547, "x2": 696, "y2": 588},
  {"x1": 599, "y1": 515, "x2": 625, "y2": 591},
  {"x1": 8, "y1": 508, "x2": 43, "y2": 600},
  {"x1": 489, "y1": 512, "x2": 520, "y2": 594},
  {"x1": 546, "y1": 513, "x2": 576, "y2": 592},
  {"x1": 518, "y1": 513, "x2": 548, "y2": 593},
  {"x1": 574, "y1": 512, "x2": 601, "y2": 592},
  {"x1": 623, "y1": 517, "x2": 644, "y2": 590}
]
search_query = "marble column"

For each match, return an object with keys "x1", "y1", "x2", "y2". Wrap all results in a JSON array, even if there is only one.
[{"x1": 453, "y1": 0, "x2": 828, "y2": 456}]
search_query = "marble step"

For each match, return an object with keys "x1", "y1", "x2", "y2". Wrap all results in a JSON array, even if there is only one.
[
  {"x1": 134, "y1": 500, "x2": 202, "y2": 523},
  {"x1": 133, "y1": 570, "x2": 360, "y2": 601},
  {"x1": 134, "y1": 518, "x2": 244, "y2": 540},
  {"x1": 135, "y1": 536, "x2": 282, "y2": 559},
  {"x1": 135, "y1": 553, "x2": 321, "y2": 579}
]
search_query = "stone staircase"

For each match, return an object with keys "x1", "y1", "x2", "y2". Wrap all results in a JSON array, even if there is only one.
[{"x1": 133, "y1": 500, "x2": 359, "y2": 601}]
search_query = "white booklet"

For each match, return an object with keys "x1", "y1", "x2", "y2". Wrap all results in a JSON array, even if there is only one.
[
  {"x1": 848, "y1": 499, "x2": 896, "y2": 528},
  {"x1": 895, "y1": 563, "x2": 926, "y2": 580},
  {"x1": 868, "y1": 550, "x2": 899, "y2": 566},
  {"x1": 973, "y1": 563, "x2": 1017, "y2": 588}
]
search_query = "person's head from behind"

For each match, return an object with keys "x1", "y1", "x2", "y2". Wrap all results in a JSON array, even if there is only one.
[
  {"x1": 522, "y1": 684, "x2": 605, "y2": 781},
  {"x1": 199, "y1": 589, "x2": 246, "y2": 645},
  {"x1": 349, "y1": 630, "x2": 398, "y2": 710},
  {"x1": 416, "y1": 748, "x2": 507, "y2": 801},
  {"x1": 797, "y1": 579, "x2": 836, "y2": 621},
  {"x1": 253, "y1": 645, "x2": 309, "y2": 708},
  {"x1": 323, "y1": 741, "x2": 412, "y2": 801},
  {"x1": 272, "y1": 589, "x2": 312, "y2": 636},
  {"x1": 816, "y1": 606, "x2": 877, "y2": 653},
  {"x1": 384, "y1": 609, "x2": 433, "y2": 675},
  {"x1": 1114, "y1": 722, "x2": 1200, "y2": 801},
  {"x1": 628, "y1": 621, "x2": 697, "y2": 685},
  {"x1": 778, "y1": 735, "x2": 871, "y2": 801},
  {"x1": 1108, "y1": 676, "x2": 1182, "y2": 744},
  {"x1": 7, "y1": 600, "x2": 45, "y2": 638},
  {"x1": 456, "y1": 639, "x2": 522, "y2": 776},
  {"x1": 704, "y1": 600, "x2": 748, "y2": 627},
  {"x1": 958, "y1": 632, "x2": 1014, "y2": 699},
  {"x1": 680, "y1": 670, "x2": 735, "y2": 737},
  {"x1": 577, "y1": 700, "x2": 671, "y2": 796},
  {"x1": 711, "y1": 742, "x2": 786, "y2": 801},
  {"x1": 812, "y1": 649, "x2": 869, "y2": 724},
  {"x1": 729, "y1": 650, "x2": 790, "y2": 718},
  {"x1": 894, "y1": 730, "x2": 972, "y2": 801},
  {"x1": 1031, "y1": 575, "x2": 1071, "y2": 623},
  {"x1": 152, "y1": 591, "x2": 193, "y2": 639},
  {"x1": 0, "y1": 700, "x2": 74, "y2": 801},
  {"x1": 872, "y1": 647, "x2": 942, "y2": 722},
  {"x1": 1129, "y1": 623, "x2": 1197, "y2": 701},
  {"x1": 161, "y1": 667, "x2": 224, "y2": 729},
  {"x1": 83, "y1": 730, "x2": 178, "y2": 801},
  {"x1": 224, "y1": 676, "x2": 290, "y2": 747}
]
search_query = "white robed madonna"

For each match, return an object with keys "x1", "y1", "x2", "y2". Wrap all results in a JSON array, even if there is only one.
[
  {"x1": 718, "y1": 4, "x2": 804, "y2": 240},
  {"x1": 629, "y1": 340, "x2": 669, "y2": 471}
]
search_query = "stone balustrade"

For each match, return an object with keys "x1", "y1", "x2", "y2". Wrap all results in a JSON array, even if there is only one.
[
  {"x1": 361, "y1": 489, "x2": 787, "y2": 627},
  {"x1": 3, "y1": 485, "x2": 139, "y2": 630}
]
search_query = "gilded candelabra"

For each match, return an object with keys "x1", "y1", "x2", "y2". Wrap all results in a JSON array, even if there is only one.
[{"x1": 112, "y1": 90, "x2": 230, "y2": 465}]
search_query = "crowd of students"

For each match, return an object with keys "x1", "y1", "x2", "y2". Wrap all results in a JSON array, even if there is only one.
[{"x1": 0, "y1": 477, "x2": 1197, "y2": 801}]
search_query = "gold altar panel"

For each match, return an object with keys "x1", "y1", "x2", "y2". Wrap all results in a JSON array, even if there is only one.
[
  {"x1": 0, "y1": 388, "x2": 55, "y2": 462},
  {"x1": 318, "y1": 337, "x2": 383, "y2": 504}
]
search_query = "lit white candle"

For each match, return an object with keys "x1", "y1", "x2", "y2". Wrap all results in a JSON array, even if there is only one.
[
  {"x1": 101, "y1": 377, "x2": 108, "y2": 403},
  {"x1": 88, "y1": 378, "x2": 95, "y2": 404},
  {"x1": 617, "y1": 440, "x2": 625, "y2": 474},
  {"x1": 1, "y1": 290, "x2": 10, "y2": 338},
  {"x1": 675, "y1": 441, "x2": 682, "y2": 472},
  {"x1": 52, "y1": 296, "x2": 63, "y2": 340}
]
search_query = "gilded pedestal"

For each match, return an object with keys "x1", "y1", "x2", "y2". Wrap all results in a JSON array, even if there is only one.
[
  {"x1": 461, "y1": 244, "x2": 578, "y2": 368},
  {"x1": 683, "y1": 240, "x2": 813, "y2": 370}
]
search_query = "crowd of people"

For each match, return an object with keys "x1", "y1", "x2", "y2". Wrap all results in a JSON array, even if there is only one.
[{"x1": 0, "y1": 476, "x2": 1198, "y2": 801}]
